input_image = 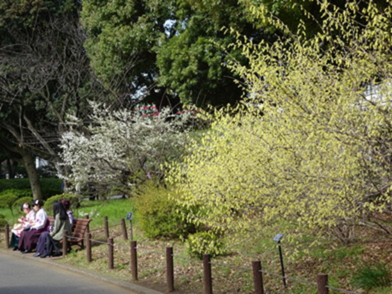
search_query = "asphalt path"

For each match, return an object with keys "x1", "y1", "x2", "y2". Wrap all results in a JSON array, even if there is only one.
[{"x1": 0, "y1": 252, "x2": 136, "y2": 294}]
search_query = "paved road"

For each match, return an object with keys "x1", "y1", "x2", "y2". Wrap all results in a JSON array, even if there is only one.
[{"x1": 0, "y1": 252, "x2": 136, "y2": 294}]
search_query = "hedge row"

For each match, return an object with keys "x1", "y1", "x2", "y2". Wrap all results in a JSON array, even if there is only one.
[{"x1": 0, "y1": 178, "x2": 62, "y2": 199}]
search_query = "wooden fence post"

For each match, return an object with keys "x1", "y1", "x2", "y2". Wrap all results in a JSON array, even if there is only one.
[
  {"x1": 5, "y1": 224, "x2": 10, "y2": 249},
  {"x1": 86, "y1": 233, "x2": 92, "y2": 263},
  {"x1": 166, "y1": 247, "x2": 174, "y2": 292},
  {"x1": 203, "y1": 254, "x2": 213, "y2": 294},
  {"x1": 108, "y1": 238, "x2": 114, "y2": 269},
  {"x1": 85, "y1": 215, "x2": 90, "y2": 233},
  {"x1": 130, "y1": 240, "x2": 138, "y2": 281},
  {"x1": 317, "y1": 274, "x2": 329, "y2": 294},
  {"x1": 62, "y1": 234, "x2": 68, "y2": 256},
  {"x1": 252, "y1": 261, "x2": 265, "y2": 294},
  {"x1": 104, "y1": 216, "x2": 109, "y2": 239},
  {"x1": 121, "y1": 218, "x2": 128, "y2": 240}
]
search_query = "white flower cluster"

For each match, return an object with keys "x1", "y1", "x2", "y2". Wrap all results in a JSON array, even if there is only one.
[{"x1": 59, "y1": 102, "x2": 191, "y2": 194}]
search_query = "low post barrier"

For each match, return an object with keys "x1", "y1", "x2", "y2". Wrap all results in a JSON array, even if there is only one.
[
  {"x1": 203, "y1": 254, "x2": 213, "y2": 294},
  {"x1": 86, "y1": 233, "x2": 92, "y2": 263},
  {"x1": 121, "y1": 218, "x2": 128, "y2": 240},
  {"x1": 130, "y1": 240, "x2": 138, "y2": 281},
  {"x1": 166, "y1": 247, "x2": 174, "y2": 292},
  {"x1": 108, "y1": 237, "x2": 114, "y2": 269},
  {"x1": 104, "y1": 216, "x2": 109, "y2": 239},
  {"x1": 85, "y1": 215, "x2": 90, "y2": 233},
  {"x1": 62, "y1": 233, "x2": 68, "y2": 256},
  {"x1": 252, "y1": 260, "x2": 265, "y2": 294},
  {"x1": 317, "y1": 274, "x2": 329, "y2": 294},
  {"x1": 5, "y1": 224, "x2": 10, "y2": 249}
]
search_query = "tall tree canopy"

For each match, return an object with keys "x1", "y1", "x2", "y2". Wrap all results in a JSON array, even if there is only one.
[
  {"x1": 0, "y1": 0, "x2": 101, "y2": 199},
  {"x1": 82, "y1": 0, "x2": 281, "y2": 108}
]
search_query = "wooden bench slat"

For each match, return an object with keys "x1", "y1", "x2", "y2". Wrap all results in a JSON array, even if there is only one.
[{"x1": 47, "y1": 216, "x2": 91, "y2": 250}]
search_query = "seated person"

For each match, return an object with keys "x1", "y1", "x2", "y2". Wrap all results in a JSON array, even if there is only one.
[
  {"x1": 35, "y1": 200, "x2": 71, "y2": 258},
  {"x1": 61, "y1": 199, "x2": 76, "y2": 227},
  {"x1": 9, "y1": 203, "x2": 35, "y2": 250},
  {"x1": 18, "y1": 199, "x2": 48, "y2": 253}
]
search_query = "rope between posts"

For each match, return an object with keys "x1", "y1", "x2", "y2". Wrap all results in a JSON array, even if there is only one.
[
  {"x1": 210, "y1": 261, "x2": 252, "y2": 272},
  {"x1": 88, "y1": 239, "x2": 109, "y2": 245},
  {"x1": 133, "y1": 247, "x2": 163, "y2": 255},
  {"x1": 326, "y1": 285, "x2": 360, "y2": 294},
  {"x1": 107, "y1": 224, "x2": 119, "y2": 229},
  {"x1": 284, "y1": 275, "x2": 317, "y2": 286},
  {"x1": 171, "y1": 254, "x2": 201, "y2": 262}
]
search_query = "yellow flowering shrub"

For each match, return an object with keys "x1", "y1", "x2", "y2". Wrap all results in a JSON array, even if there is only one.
[{"x1": 168, "y1": 1, "x2": 392, "y2": 245}]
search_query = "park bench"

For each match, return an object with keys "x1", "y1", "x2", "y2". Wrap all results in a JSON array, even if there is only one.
[{"x1": 47, "y1": 216, "x2": 91, "y2": 250}]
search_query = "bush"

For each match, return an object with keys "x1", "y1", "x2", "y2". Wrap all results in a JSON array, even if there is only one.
[
  {"x1": 0, "y1": 189, "x2": 32, "y2": 198},
  {"x1": 351, "y1": 264, "x2": 391, "y2": 291},
  {"x1": 44, "y1": 194, "x2": 82, "y2": 215},
  {"x1": 0, "y1": 178, "x2": 62, "y2": 199},
  {"x1": 135, "y1": 184, "x2": 196, "y2": 239},
  {"x1": 0, "y1": 179, "x2": 31, "y2": 191},
  {"x1": 13, "y1": 196, "x2": 34, "y2": 210},
  {"x1": 40, "y1": 178, "x2": 62, "y2": 199},
  {"x1": 0, "y1": 194, "x2": 18, "y2": 210},
  {"x1": 186, "y1": 231, "x2": 226, "y2": 259},
  {"x1": 0, "y1": 213, "x2": 5, "y2": 219},
  {"x1": 0, "y1": 218, "x2": 8, "y2": 227}
]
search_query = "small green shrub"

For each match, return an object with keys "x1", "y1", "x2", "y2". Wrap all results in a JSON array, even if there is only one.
[
  {"x1": 0, "y1": 194, "x2": 18, "y2": 210},
  {"x1": 44, "y1": 194, "x2": 82, "y2": 214},
  {"x1": 135, "y1": 184, "x2": 196, "y2": 239},
  {"x1": 186, "y1": 231, "x2": 226, "y2": 259},
  {"x1": 351, "y1": 263, "x2": 391, "y2": 291},
  {"x1": 0, "y1": 218, "x2": 8, "y2": 227},
  {"x1": 0, "y1": 213, "x2": 5, "y2": 219},
  {"x1": 0, "y1": 189, "x2": 32, "y2": 198},
  {"x1": 13, "y1": 196, "x2": 34, "y2": 209}
]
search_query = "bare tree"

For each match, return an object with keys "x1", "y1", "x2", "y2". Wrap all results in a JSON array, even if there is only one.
[{"x1": 0, "y1": 7, "x2": 103, "y2": 199}]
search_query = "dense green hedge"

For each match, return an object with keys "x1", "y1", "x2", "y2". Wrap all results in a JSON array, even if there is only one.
[{"x1": 0, "y1": 178, "x2": 62, "y2": 199}]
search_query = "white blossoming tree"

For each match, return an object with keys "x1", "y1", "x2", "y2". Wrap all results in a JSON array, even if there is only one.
[{"x1": 60, "y1": 102, "x2": 192, "y2": 196}]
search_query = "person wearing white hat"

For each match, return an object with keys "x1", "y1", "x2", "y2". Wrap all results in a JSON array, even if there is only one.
[
  {"x1": 18, "y1": 199, "x2": 48, "y2": 253},
  {"x1": 9, "y1": 203, "x2": 35, "y2": 250}
]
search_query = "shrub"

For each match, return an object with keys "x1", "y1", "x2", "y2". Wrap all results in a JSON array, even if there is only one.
[
  {"x1": 40, "y1": 178, "x2": 62, "y2": 199},
  {"x1": 135, "y1": 184, "x2": 196, "y2": 239},
  {"x1": 0, "y1": 194, "x2": 18, "y2": 210},
  {"x1": 0, "y1": 218, "x2": 8, "y2": 227},
  {"x1": 0, "y1": 179, "x2": 30, "y2": 191},
  {"x1": 13, "y1": 197, "x2": 34, "y2": 210},
  {"x1": 0, "y1": 213, "x2": 5, "y2": 219},
  {"x1": 186, "y1": 231, "x2": 226, "y2": 259},
  {"x1": 44, "y1": 194, "x2": 82, "y2": 215},
  {"x1": 351, "y1": 264, "x2": 391, "y2": 291},
  {"x1": 0, "y1": 178, "x2": 62, "y2": 199},
  {"x1": 0, "y1": 189, "x2": 32, "y2": 198}
]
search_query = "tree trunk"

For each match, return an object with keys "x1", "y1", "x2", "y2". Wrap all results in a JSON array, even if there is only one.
[
  {"x1": 22, "y1": 151, "x2": 42, "y2": 200},
  {"x1": 6, "y1": 158, "x2": 16, "y2": 179}
]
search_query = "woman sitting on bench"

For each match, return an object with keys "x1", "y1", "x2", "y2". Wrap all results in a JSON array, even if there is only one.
[
  {"x1": 18, "y1": 200, "x2": 48, "y2": 253},
  {"x1": 34, "y1": 200, "x2": 71, "y2": 258}
]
